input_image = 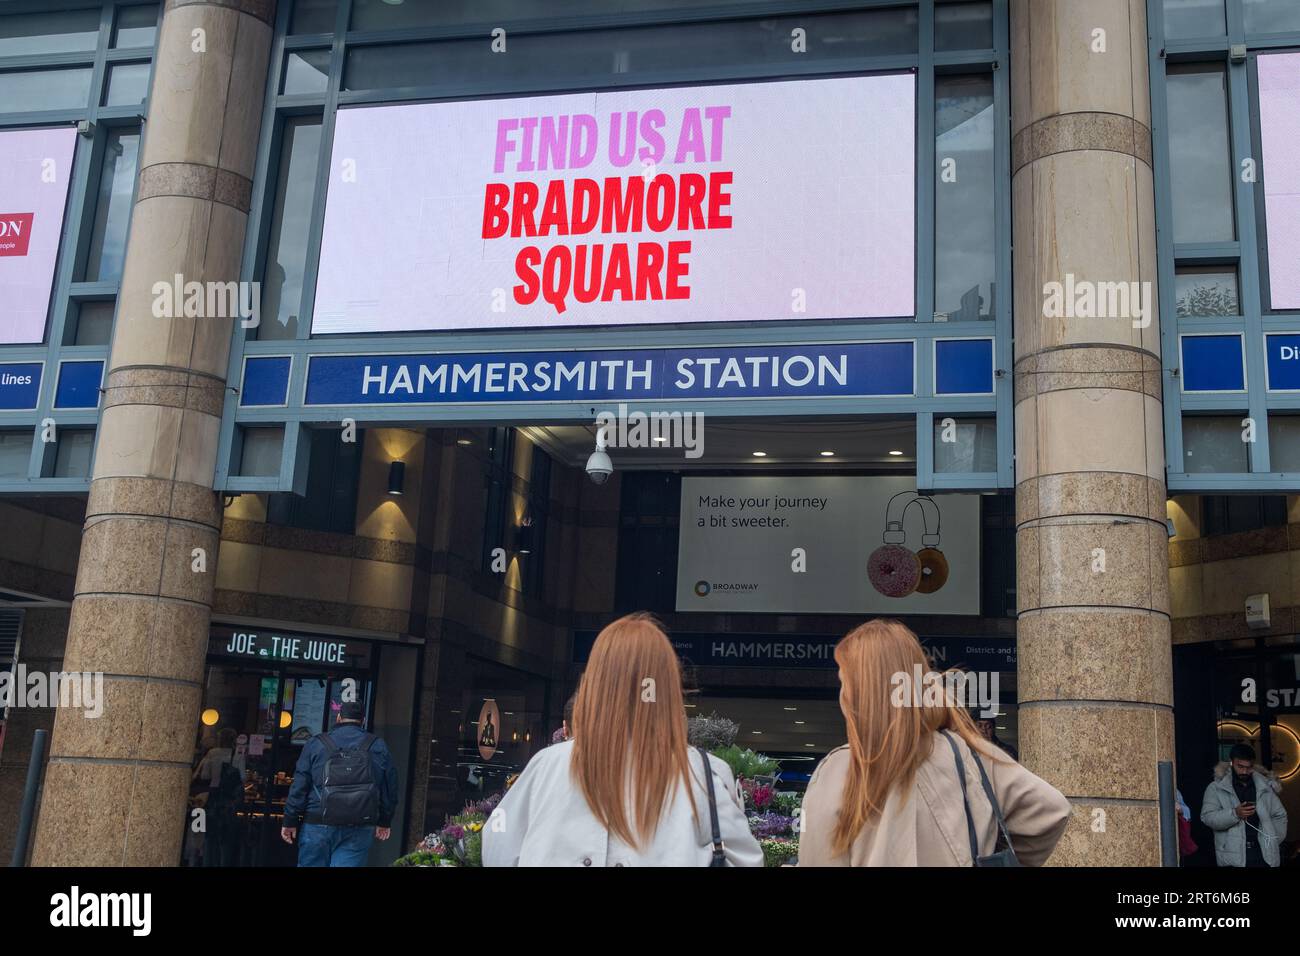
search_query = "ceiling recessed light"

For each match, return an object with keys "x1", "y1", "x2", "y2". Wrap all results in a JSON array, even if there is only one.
[
  {"x1": 456, "y1": 438, "x2": 473, "y2": 446},
  {"x1": 751, "y1": 730, "x2": 763, "y2": 734},
  {"x1": 805, "y1": 743, "x2": 816, "y2": 748},
  {"x1": 819, "y1": 450, "x2": 835, "y2": 457},
  {"x1": 888, "y1": 450, "x2": 904, "y2": 456},
  {"x1": 783, "y1": 706, "x2": 798, "y2": 711},
  {"x1": 794, "y1": 720, "x2": 806, "y2": 725},
  {"x1": 752, "y1": 450, "x2": 767, "y2": 457}
]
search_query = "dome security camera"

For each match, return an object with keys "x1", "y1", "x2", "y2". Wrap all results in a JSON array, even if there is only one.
[{"x1": 586, "y1": 425, "x2": 613, "y2": 484}]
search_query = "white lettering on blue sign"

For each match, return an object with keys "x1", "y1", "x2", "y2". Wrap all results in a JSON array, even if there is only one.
[
  {"x1": 0, "y1": 363, "x2": 43, "y2": 410},
  {"x1": 1266, "y1": 334, "x2": 1300, "y2": 391},
  {"x1": 306, "y1": 344, "x2": 914, "y2": 406}
]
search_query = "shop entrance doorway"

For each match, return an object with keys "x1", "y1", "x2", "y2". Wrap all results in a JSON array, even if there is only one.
[{"x1": 188, "y1": 626, "x2": 376, "y2": 867}]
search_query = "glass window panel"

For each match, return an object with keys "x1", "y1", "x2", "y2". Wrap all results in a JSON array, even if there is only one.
[
  {"x1": 935, "y1": 74, "x2": 995, "y2": 321},
  {"x1": 1243, "y1": 0, "x2": 1300, "y2": 35},
  {"x1": 1163, "y1": 0, "x2": 1225, "y2": 39},
  {"x1": 266, "y1": 428, "x2": 361, "y2": 534},
  {"x1": 1174, "y1": 265, "x2": 1239, "y2": 316},
  {"x1": 112, "y1": 5, "x2": 158, "y2": 48},
  {"x1": 1182, "y1": 415, "x2": 1249, "y2": 472},
  {"x1": 0, "y1": 10, "x2": 99, "y2": 57},
  {"x1": 282, "y1": 50, "x2": 330, "y2": 94},
  {"x1": 344, "y1": 10, "x2": 918, "y2": 90},
  {"x1": 1166, "y1": 65, "x2": 1235, "y2": 244},
  {"x1": 935, "y1": 2, "x2": 994, "y2": 51},
  {"x1": 84, "y1": 129, "x2": 141, "y2": 282},
  {"x1": 0, "y1": 432, "x2": 33, "y2": 479},
  {"x1": 0, "y1": 68, "x2": 93, "y2": 112},
  {"x1": 352, "y1": 0, "x2": 778, "y2": 31},
  {"x1": 934, "y1": 417, "x2": 997, "y2": 473},
  {"x1": 238, "y1": 427, "x2": 284, "y2": 477},
  {"x1": 291, "y1": 0, "x2": 338, "y2": 34},
  {"x1": 73, "y1": 301, "x2": 115, "y2": 345},
  {"x1": 1268, "y1": 416, "x2": 1300, "y2": 472},
  {"x1": 104, "y1": 62, "x2": 152, "y2": 106},
  {"x1": 259, "y1": 117, "x2": 323, "y2": 340},
  {"x1": 1201, "y1": 494, "x2": 1287, "y2": 534},
  {"x1": 53, "y1": 429, "x2": 95, "y2": 478}
]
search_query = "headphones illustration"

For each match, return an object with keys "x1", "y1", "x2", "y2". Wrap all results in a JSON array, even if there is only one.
[{"x1": 867, "y1": 491, "x2": 949, "y2": 598}]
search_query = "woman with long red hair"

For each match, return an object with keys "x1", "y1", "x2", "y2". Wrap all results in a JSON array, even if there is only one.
[
  {"x1": 799, "y1": 619, "x2": 1070, "y2": 866},
  {"x1": 483, "y1": 612, "x2": 762, "y2": 867}
]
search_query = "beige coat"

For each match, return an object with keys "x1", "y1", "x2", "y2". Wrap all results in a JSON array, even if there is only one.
[{"x1": 799, "y1": 733, "x2": 1071, "y2": 866}]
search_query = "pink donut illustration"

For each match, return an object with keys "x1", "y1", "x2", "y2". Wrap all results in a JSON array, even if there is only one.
[{"x1": 868, "y1": 543, "x2": 921, "y2": 598}]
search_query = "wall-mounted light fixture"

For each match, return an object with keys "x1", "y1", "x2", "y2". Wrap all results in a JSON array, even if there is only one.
[
  {"x1": 387, "y1": 460, "x2": 406, "y2": 496},
  {"x1": 514, "y1": 516, "x2": 535, "y2": 555}
]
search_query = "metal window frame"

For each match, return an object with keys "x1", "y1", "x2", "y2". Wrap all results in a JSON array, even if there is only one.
[
  {"x1": 1149, "y1": 0, "x2": 1300, "y2": 491},
  {"x1": 0, "y1": 0, "x2": 159, "y2": 494},
  {"x1": 213, "y1": 0, "x2": 1012, "y2": 496}
]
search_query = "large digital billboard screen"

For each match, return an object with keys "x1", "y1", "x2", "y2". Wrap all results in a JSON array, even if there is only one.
[
  {"x1": 311, "y1": 74, "x2": 915, "y2": 335},
  {"x1": 1261, "y1": 51, "x2": 1300, "y2": 311},
  {"x1": 0, "y1": 127, "x2": 77, "y2": 345}
]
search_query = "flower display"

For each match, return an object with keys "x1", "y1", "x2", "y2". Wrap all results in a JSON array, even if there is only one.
[
  {"x1": 748, "y1": 812, "x2": 795, "y2": 839},
  {"x1": 394, "y1": 731, "x2": 803, "y2": 867},
  {"x1": 758, "y1": 837, "x2": 800, "y2": 868},
  {"x1": 394, "y1": 796, "x2": 497, "y2": 867}
]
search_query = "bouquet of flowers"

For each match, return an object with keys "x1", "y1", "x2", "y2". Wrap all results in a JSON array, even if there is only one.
[{"x1": 393, "y1": 791, "x2": 503, "y2": 867}]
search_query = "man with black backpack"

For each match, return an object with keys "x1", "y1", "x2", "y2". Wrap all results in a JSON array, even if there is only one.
[{"x1": 281, "y1": 701, "x2": 398, "y2": 867}]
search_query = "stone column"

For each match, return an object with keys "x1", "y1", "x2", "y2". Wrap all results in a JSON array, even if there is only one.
[
  {"x1": 1011, "y1": 0, "x2": 1173, "y2": 866},
  {"x1": 32, "y1": 0, "x2": 275, "y2": 866}
]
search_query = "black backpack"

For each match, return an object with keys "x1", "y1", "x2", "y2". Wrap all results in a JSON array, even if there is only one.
[{"x1": 316, "y1": 732, "x2": 381, "y2": 826}]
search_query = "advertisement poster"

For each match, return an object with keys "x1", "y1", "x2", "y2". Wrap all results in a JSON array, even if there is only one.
[
  {"x1": 312, "y1": 74, "x2": 915, "y2": 334},
  {"x1": 291, "y1": 678, "x2": 328, "y2": 745},
  {"x1": 257, "y1": 677, "x2": 280, "y2": 735},
  {"x1": 676, "y1": 475, "x2": 980, "y2": 615},
  {"x1": 0, "y1": 127, "x2": 78, "y2": 344},
  {"x1": 477, "y1": 698, "x2": 501, "y2": 762},
  {"x1": 1260, "y1": 51, "x2": 1300, "y2": 310}
]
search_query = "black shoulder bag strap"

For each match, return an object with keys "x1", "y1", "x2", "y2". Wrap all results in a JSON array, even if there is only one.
[
  {"x1": 968, "y1": 746, "x2": 1020, "y2": 864},
  {"x1": 316, "y1": 733, "x2": 339, "y2": 756},
  {"x1": 941, "y1": 730, "x2": 981, "y2": 866},
  {"x1": 696, "y1": 746, "x2": 727, "y2": 867}
]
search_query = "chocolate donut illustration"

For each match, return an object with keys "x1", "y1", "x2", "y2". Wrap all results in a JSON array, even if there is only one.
[
  {"x1": 915, "y1": 546, "x2": 949, "y2": 593},
  {"x1": 911, "y1": 495, "x2": 949, "y2": 594}
]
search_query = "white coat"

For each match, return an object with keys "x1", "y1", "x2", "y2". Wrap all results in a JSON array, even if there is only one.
[{"x1": 482, "y1": 740, "x2": 764, "y2": 867}]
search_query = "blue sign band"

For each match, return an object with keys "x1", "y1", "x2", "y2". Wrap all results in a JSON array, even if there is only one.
[
  {"x1": 573, "y1": 630, "x2": 1016, "y2": 669},
  {"x1": 54, "y1": 360, "x2": 103, "y2": 409},
  {"x1": 304, "y1": 342, "x2": 916, "y2": 406},
  {"x1": 1266, "y1": 333, "x2": 1300, "y2": 391},
  {"x1": 935, "y1": 338, "x2": 994, "y2": 395},
  {"x1": 1181, "y1": 334, "x2": 1245, "y2": 392},
  {"x1": 240, "y1": 356, "x2": 292, "y2": 407},
  {"x1": 0, "y1": 362, "x2": 43, "y2": 410}
]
